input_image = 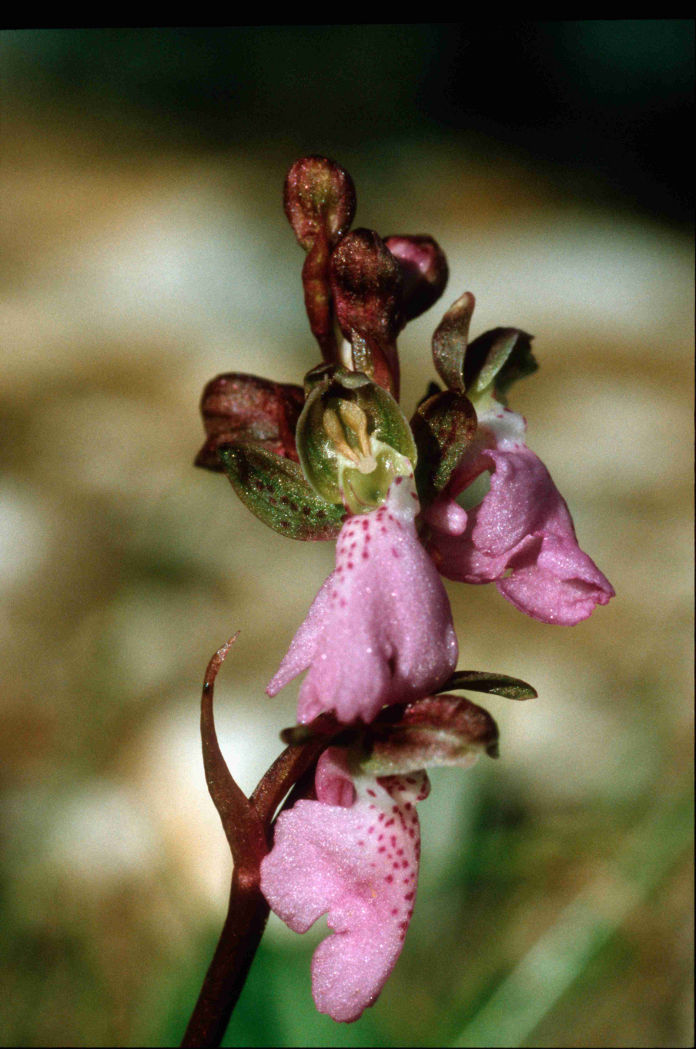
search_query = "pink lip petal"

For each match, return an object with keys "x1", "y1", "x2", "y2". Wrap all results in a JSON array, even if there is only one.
[
  {"x1": 267, "y1": 477, "x2": 458, "y2": 724},
  {"x1": 260, "y1": 749, "x2": 429, "y2": 1023},
  {"x1": 424, "y1": 409, "x2": 614, "y2": 625}
]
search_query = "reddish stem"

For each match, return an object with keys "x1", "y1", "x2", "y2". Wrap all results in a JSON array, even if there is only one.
[{"x1": 181, "y1": 640, "x2": 340, "y2": 1047}]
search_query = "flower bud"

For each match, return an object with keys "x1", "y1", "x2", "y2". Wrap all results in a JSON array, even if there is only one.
[
  {"x1": 195, "y1": 373, "x2": 304, "y2": 471},
  {"x1": 330, "y1": 229, "x2": 403, "y2": 397},
  {"x1": 284, "y1": 156, "x2": 356, "y2": 252},
  {"x1": 296, "y1": 368, "x2": 416, "y2": 514},
  {"x1": 385, "y1": 234, "x2": 449, "y2": 321}
]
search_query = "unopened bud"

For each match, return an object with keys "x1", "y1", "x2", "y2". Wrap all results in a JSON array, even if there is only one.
[
  {"x1": 385, "y1": 234, "x2": 449, "y2": 322},
  {"x1": 284, "y1": 156, "x2": 356, "y2": 252},
  {"x1": 330, "y1": 229, "x2": 403, "y2": 396}
]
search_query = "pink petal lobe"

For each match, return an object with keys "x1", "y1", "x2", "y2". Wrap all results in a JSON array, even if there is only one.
[
  {"x1": 424, "y1": 410, "x2": 614, "y2": 624},
  {"x1": 260, "y1": 749, "x2": 429, "y2": 1023},
  {"x1": 268, "y1": 477, "x2": 458, "y2": 723}
]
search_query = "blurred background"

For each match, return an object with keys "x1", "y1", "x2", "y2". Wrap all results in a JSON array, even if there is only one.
[{"x1": 0, "y1": 23, "x2": 693, "y2": 1048}]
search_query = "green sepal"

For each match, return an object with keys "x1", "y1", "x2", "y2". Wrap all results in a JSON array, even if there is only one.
[
  {"x1": 437, "y1": 669, "x2": 538, "y2": 700},
  {"x1": 411, "y1": 389, "x2": 477, "y2": 505},
  {"x1": 431, "y1": 291, "x2": 475, "y2": 393},
  {"x1": 296, "y1": 367, "x2": 416, "y2": 512},
  {"x1": 464, "y1": 327, "x2": 537, "y2": 398},
  {"x1": 217, "y1": 441, "x2": 345, "y2": 540}
]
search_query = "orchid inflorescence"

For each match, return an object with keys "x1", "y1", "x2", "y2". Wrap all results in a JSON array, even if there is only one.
[{"x1": 182, "y1": 156, "x2": 614, "y2": 1043}]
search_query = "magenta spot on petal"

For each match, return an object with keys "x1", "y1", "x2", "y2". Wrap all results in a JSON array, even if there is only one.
[
  {"x1": 404, "y1": 891, "x2": 414, "y2": 901},
  {"x1": 378, "y1": 846, "x2": 386, "y2": 853},
  {"x1": 362, "y1": 519, "x2": 369, "y2": 530},
  {"x1": 367, "y1": 826, "x2": 374, "y2": 835},
  {"x1": 357, "y1": 840, "x2": 364, "y2": 847},
  {"x1": 390, "y1": 835, "x2": 397, "y2": 846},
  {"x1": 395, "y1": 477, "x2": 403, "y2": 485},
  {"x1": 391, "y1": 907, "x2": 399, "y2": 915},
  {"x1": 391, "y1": 548, "x2": 400, "y2": 558},
  {"x1": 340, "y1": 598, "x2": 347, "y2": 607},
  {"x1": 393, "y1": 861, "x2": 400, "y2": 869},
  {"x1": 367, "y1": 789, "x2": 376, "y2": 797},
  {"x1": 401, "y1": 860, "x2": 409, "y2": 868},
  {"x1": 385, "y1": 819, "x2": 395, "y2": 828},
  {"x1": 362, "y1": 550, "x2": 369, "y2": 559},
  {"x1": 377, "y1": 834, "x2": 384, "y2": 842},
  {"x1": 385, "y1": 875, "x2": 394, "y2": 883}
]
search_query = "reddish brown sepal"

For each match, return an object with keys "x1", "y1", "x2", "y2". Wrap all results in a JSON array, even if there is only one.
[
  {"x1": 195, "y1": 373, "x2": 305, "y2": 472},
  {"x1": 411, "y1": 389, "x2": 477, "y2": 505},
  {"x1": 330, "y1": 229, "x2": 403, "y2": 398},
  {"x1": 399, "y1": 694, "x2": 499, "y2": 756},
  {"x1": 385, "y1": 234, "x2": 449, "y2": 322},
  {"x1": 361, "y1": 693, "x2": 500, "y2": 775}
]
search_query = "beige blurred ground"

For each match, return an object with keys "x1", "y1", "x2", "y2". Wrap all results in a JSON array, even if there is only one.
[{"x1": 1, "y1": 104, "x2": 693, "y2": 1046}]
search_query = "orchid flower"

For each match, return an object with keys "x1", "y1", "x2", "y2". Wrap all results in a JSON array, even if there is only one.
[
  {"x1": 260, "y1": 688, "x2": 501, "y2": 1023},
  {"x1": 261, "y1": 748, "x2": 428, "y2": 1023},
  {"x1": 267, "y1": 475, "x2": 458, "y2": 724},
  {"x1": 423, "y1": 404, "x2": 615, "y2": 625}
]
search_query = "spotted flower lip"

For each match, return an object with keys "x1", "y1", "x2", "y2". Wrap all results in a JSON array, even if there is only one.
[
  {"x1": 423, "y1": 406, "x2": 615, "y2": 625},
  {"x1": 260, "y1": 748, "x2": 429, "y2": 1023},
  {"x1": 266, "y1": 476, "x2": 458, "y2": 724}
]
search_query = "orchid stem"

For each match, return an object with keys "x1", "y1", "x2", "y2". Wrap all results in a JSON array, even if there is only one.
[{"x1": 181, "y1": 638, "x2": 337, "y2": 1047}]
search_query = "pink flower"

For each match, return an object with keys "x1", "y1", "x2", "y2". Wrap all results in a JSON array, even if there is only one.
[
  {"x1": 424, "y1": 407, "x2": 615, "y2": 625},
  {"x1": 260, "y1": 748, "x2": 429, "y2": 1023},
  {"x1": 267, "y1": 476, "x2": 458, "y2": 724}
]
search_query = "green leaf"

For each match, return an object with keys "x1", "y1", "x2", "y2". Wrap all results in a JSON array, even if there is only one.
[
  {"x1": 412, "y1": 389, "x2": 477, "y2": 504},
  {"x1": 438, "y1": 670, "x2": 538, "y2": 700},
  {"x1": 217, "y1": 441, "x2": 345, "y2": 540}
]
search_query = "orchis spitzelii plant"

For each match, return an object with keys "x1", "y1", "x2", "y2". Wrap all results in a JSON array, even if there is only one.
[{"x1": 181, "y1": 157, "x2": 614, "y2": 1045}]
